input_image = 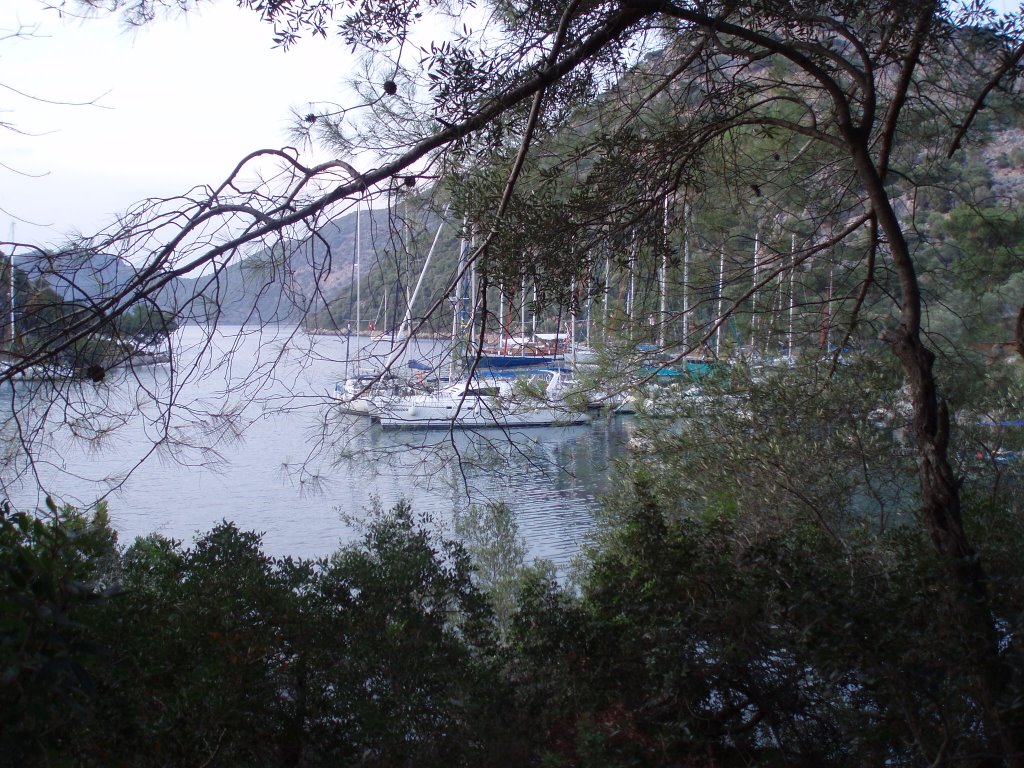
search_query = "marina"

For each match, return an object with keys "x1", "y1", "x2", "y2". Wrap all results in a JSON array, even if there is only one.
[{"x1": 4, "y1": 324, "x2": 634, "y2": 564}]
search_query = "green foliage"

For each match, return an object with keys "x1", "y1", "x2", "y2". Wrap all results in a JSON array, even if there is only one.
[
  {"x1": 2, "y1": 481, "x2": 1024, "y2": 766},
  {"x1": 502, "y1": 477, "x2": 1024, "y2": 766},
  {"x1": 115, "y1": 304, "x2": 178, "y2": 346},
  {"x1": 615, "y1": 355, "x2": 918, "y2": 539},
  {"x1": 454, "y1": 501, "x2": 528, "y2": 632},
  {"x1": 918, "y1": 207, "x2": 1024, "y2": 347},
  {"x1": 932, "y1": 204, "x2": 1024, "y2": 294},
  {"x1": 1, "y1": 500, "x2": 520, "y2": 767},
  {"x1": 0, "y1": 499, "x2": 119, "y2": 765}
]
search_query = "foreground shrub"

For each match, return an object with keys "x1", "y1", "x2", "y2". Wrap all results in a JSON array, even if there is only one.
[{"x1": 3, "y1": 490, "x2": 1022, "y2": 766}]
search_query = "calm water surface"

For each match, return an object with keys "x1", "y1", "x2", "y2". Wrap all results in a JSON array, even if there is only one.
[{"x1": 9, "y1": 325, "x2": 634, "y2": 564}]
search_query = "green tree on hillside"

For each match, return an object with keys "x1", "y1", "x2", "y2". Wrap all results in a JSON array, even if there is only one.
[{"x1": 934, "y1": 204, "x2": 1024, "y2": 290}]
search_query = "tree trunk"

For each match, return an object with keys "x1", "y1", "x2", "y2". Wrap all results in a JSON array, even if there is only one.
[{"x1": 853, "y1": 140, "x2": 1022, "y2": 766}]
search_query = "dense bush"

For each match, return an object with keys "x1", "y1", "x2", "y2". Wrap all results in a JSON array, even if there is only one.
[
  {"x1": 1, "y1": 502, "x2": 515, "y2": 767},
  {"x1": 527, "y1": 477, "x2": 1024, "y2": 766},
  {"x1": 2, "y1": 488, "x2": 1023, "y2": 766}
]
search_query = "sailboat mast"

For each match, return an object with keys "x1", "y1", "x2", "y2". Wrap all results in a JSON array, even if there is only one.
[
  {"x1": 355, "y1": 199, "x2": 361, "y2": 337},
  {"x1": 788, "y1": 233, "x2": 796, "y2": 360},
  {"x1": 769, "y1": 265, "x2": 785, "y2": 357},
  {"x1": 498, "y1": 286, "x2": 505, "y2": 353},
  {"x1": 750, "y1": 227, "x2": 761, "y2": 352},
  {"x1": 450, "y1": 218, "x2": 468, "y2": 382},
  {"x1": 585, "y1": 267, "x2": 593, "y2": 349},
  {"x1": 603, "y1": 246, "x2": 610, "y2": 344},
  {"x1": 344, "y1": 212, "x2": 357, "y2": 378},
  {"x1": 404, "y1": 198, "x2": 411, "y2": 336},
  {"x1": 570, "y1": 306, "x2": 577, "y2": 363},
  {"x1": 820, "y1": 266, "x2": 833, "y2": 350},
  {"x1": 627, "y1": 231, "x2": 637, "y2": 343},
  {"x1": 682, "y1": 200, "x2": 691, "y2": 352},
  {"x1": 7, "y1": 224, "x2": 14, "y2": 349},
  {"x1": 659, "y1": 196, "x2": 669, "y2": 349},
  {"x1": 715, "y1": 248, "x2": 725, "y2": 358},
  {"x1": 520, "y1": 275, "x2": 526, "y2": 343},
  {"x1": 7, "y1": 255, "x2": 13, "y2": 350},
  {"x1": 400, "y1": 214, "x2": 448, "y2": 338},
  {"x1": 532, "y1": 283, "x2": 537, "y2": 340},
  {"x1": 384, "y1": 213, "x2": 449, "y2": 373},
  {"x1": 467, "y1": 231, "x2": 479, "y2": 352}
]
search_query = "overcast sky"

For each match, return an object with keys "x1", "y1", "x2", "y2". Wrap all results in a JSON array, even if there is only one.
[{"x1": 2, "y1": 0, "x2": 348, "y2": 246}]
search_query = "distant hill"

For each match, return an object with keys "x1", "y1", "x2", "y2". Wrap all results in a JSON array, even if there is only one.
[
  {"x1": 170, "y1": 205, "x2": 409, "y2": 326},
  {"x1": 18, "y1": 249, "x2": 143, "y2": 306},
  {"x1": 7, "y1": 203, "x2": 452, "y2": 330}
]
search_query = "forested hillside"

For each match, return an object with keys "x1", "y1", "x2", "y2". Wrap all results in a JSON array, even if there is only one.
[
  {"x1": 294, "y1": 50, "x2": 1024, "y2": 355},
  {"x1": 170, "y1": 208, "x2": 393, "y2": 325}
]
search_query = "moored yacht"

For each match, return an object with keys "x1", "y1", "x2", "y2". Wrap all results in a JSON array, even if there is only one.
[{"x1": 374, "y1": 369, "x2": 590, "y2": 429}]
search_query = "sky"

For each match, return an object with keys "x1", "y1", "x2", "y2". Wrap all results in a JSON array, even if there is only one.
[{"x1": 1, "y1": 0, "x2": 348, "y2": 246}]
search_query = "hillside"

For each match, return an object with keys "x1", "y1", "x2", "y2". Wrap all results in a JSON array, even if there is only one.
[{"x1": 167, "y1": 204, "x2": 457, "y2": 327}]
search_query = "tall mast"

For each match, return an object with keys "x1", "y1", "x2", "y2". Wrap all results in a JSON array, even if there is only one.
[
  {"x1": 466, "y1": 230, "x2": 478, "y2": 354},
  {"x1": 569, "y1": 271, "x2": 577, "y2": 363},
  {"x1": 788, "y1": 233, "x2": 796, "y2": 360},
  {"x1": 585, "y1": 266, "x2": 593, "y2": 349},
  {"x1": 659, "y1": 196, "x2": 669, "y2": 349},
  {"x1": 344, "y1": 204, "x2": 361, "y2": 379},
  {"x1": 450, "y1": 217, "x2": 469, "y2": 382},
  {"x1": 520, "y1": 275, "x2": 526, "y2": 342},
  {"x1": 820, "y1": 266, "x2": 833, "y2": 351},
  {"x1": 385, "y1": 214, "x2": 448, "y2": 373},
  {"x1": 769, "y1": 263, "x2": 784, "y2": 357},
  {"x1": 603, "y1": 245, "x2": 610, "y2": 344},
  {"x1": 750, "y1": 226, "x2": 761, "y2": 352},
  {"x1": 627, "y1": 231, "x2": 637, "y2": 343},
  {"x1": 682, "y1": 200, "x2": 691, "y2": 352},
  {"x1": 532, "y1": 282, "x2": 537, "y2": 340},
  {"x1": 404, "y1": 197, "x2": 411, "y2": 336},
  {"x1": 7, "y1": 225, "x2": 14, "y2": 350},
  {"x1": 715, "y1": 248, "x2": 725, "y2": 358},
  {"x1": 498, "y1": 285, "x2": 505, "y2": 353},
  {"x1": 399, "y1": 213, "x2": 447, "y2": 339},
  {"x1": 355, "y1": 198, "x2": 361, "y2": 338}
]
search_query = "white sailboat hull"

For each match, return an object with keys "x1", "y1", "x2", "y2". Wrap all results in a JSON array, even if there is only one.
[
  {"x1": 374, "y1": 372, "x2": 590, "y2": 429},
  {"x1": 376, "y1": 396, "x2": 590, "y2": 429}
]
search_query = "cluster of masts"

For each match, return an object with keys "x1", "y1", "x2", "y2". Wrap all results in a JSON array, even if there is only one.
[{"x1": 328, "y1": 195, "x2": 836, "y2": 375}]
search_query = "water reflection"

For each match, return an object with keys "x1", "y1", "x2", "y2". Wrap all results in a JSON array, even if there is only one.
[{"x1": 329, "y1": 416, "x2": 630, "y2": 563}]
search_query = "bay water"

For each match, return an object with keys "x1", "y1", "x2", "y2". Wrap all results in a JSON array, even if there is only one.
[{"x1": 7, "y1": 325, "x2": 633, "y2": 565}]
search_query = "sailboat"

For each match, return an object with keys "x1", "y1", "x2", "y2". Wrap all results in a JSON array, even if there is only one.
[
  {"x1": 474, "y1": 337, "x2": 565, "y2": 369},
  {"x1": 373, "y1": 368, "x2": 589, "y2": 429},
  {"x1": 331, "y1": 208, "x2": 454, "y2": 414}
]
